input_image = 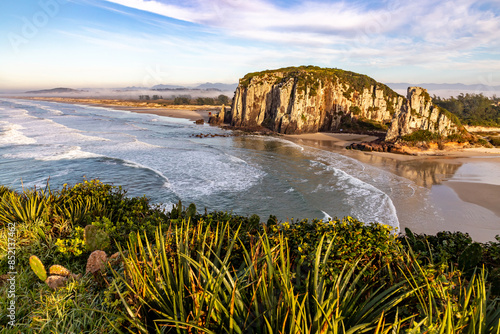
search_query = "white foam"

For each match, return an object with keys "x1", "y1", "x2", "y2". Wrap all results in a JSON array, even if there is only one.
[
  {"x1": 129, "y1": 123, "x2": 148, "y2": 131},
  {"x1": 4, "y1": 146, "x2": 101, "y2": 161},
  {"x1": 132, "y1": 139, "x2": 162, "y2": 148},
  {"x1": 228, "y1": 154, "x2": 247, "y2": 164},
  {"x1": 255, "y1": 135, "x2": 305, "y2": 151},
  {"x1": 285, "y1": 187, "x2": 294, "y2": 193},
  {"x1": 321, "y1": 210, "x2": 332, "y2": 221},
  {"x1": 39, "y1": 146, "x2": 102, "y2": 161},
  {"x1": 330, "y1": 166, "x2": 400, "y2": 228},
  {"x1": 72, "y1": 132, "x2": 110, "y2": 142},
  {"x1": 39, "y1": 106, "x2": 64, "y2": 115},
  {"x1": 166, "y1": 149, "x2": 265, "y2": 199},
  {"x1": 0, "y1": 123, "x2": 37, "y2": 146},
  {"x1": 16, "y1": 102, "x2": 63, "y2": 115},
  {"x1": 20, "y1": 117, "x2": 110, "y2": 143}
]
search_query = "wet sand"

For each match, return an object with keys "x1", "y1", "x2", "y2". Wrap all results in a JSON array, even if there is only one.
[
  {"x1": 285, "y1": 133, "x2": 379, "y2": 147},
  {"x1": 445, "y1": 182, "x2": 500, "y2": 217},
  {"x1": 285, "y1": 132, "x2": 500, "y2": 242},
  {"x1": 113, "y1": 106, "x2": 212, "y2": 122}
]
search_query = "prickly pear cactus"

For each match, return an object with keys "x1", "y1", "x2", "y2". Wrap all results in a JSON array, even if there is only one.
[
  {"x1": 84, "y1": 225, "x2": 110, "y2": 252},
  {"x1": 49, "y1": 265, "x2": 71, "y2": 277},
  {"x1": 458, "y1": 242, "x2": 483, "y2": 272},
  {"x1": 29, "y1": 255, "x2": 47, "y2": 281}
]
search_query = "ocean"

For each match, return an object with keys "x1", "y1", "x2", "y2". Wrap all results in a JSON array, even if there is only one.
[{"x1": 0, "y1": 98, "x2": 479, "y2": 234}]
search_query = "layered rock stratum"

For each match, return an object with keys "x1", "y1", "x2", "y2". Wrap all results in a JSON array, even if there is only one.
[{"x1": 221, "y1": 66, "x2": 464, "y2": 141}]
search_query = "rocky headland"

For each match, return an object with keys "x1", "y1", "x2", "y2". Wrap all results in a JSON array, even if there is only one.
[{"x1": 210, "y1": 66, "x2": 476, "y2": 152}]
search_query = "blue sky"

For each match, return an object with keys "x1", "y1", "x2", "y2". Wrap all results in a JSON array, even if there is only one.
[{"x1": 1, "y1": 0, "x2": 499, "y2": 89}]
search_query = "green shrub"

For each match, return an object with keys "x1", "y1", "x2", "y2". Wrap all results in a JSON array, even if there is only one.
[
  {"x1": 446, "y1": 132, "x2": 470, "y2": 143},
  {"x1": 349, "y1": 105, "x2": 361, "y2": 115},
  {"x1": 268, "y1": 217, "x2": 401, "y2": 283},
  {"x1": 489, "y1": 136, "x2": 500, "y2": 147},
  {"x1": 401, "y1": 130, "x2": 442, "y2": 142}
]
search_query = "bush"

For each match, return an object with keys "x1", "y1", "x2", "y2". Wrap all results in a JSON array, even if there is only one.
[
  {"x1": 349, "y1": 105, "x2": 361, "y2": 115},
  {"x1": 401, "y1": 130, "x2": 442, "y2": 142},
  {"x1": 2, "y1": 181, "x2": 500, "y2": 332},
  {"x1": 489, "y1": 136, "x2": 500, "y2": 147}
]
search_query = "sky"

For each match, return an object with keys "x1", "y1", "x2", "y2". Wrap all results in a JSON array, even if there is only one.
[{"x1": 0, "y1": 0, "x2": 499, "y2": 90}]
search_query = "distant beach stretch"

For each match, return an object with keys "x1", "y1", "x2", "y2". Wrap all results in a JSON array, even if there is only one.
[{"x1": 22, "y1": 96, "x2": 217, "y2": 122}]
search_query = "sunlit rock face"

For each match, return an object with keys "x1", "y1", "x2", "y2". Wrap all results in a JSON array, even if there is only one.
[
  {"x1": 227, "y1": 67, "x2": 461, "y2": 139},
  {"x1": 385, "y1": 87, "x2": 460, "y2": 141}
]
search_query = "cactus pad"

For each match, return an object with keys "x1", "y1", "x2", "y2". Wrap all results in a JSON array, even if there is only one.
[
  {"x1": 29, "y1": 255, "x2": 47, "y2": 281},
  {"x1": 49, "y1": 265, "x2": 72, "y2": 277}
]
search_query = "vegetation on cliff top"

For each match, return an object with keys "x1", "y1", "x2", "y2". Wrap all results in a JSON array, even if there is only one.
[
  {"x1": 433, "y1": 93, "x2": 500, "y2": 127},
  {"x1": 239, "y1": 65, "x2": 402, "y2": 101},
  {"x1": 1, "y1": 180, "x2": 500, "y2": 333}
]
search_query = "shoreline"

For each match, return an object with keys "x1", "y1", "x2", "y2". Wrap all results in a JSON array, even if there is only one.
[
  {"x1": 283, "y1": 132, "x2": 500, "y2": 242},
  {"x1": 14, "y1": 96, "x2": 218, "y2": 122},
  {"x1": 13, "y1": 97, "x2": 500, "y2": 241}
]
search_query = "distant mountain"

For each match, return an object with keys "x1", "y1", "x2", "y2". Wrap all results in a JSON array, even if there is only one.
[
  {"x1": 120, "y1": 86, "x2": 149, "y2": 90},
  {"x1": 194, "y1": 82, "x2": 238, "y2": 91},
  {"x1": 152, "y1": 84, "x2": 186, "y2": 90},
  {"x1": 25, "y1": 87, "x2": 83, "y2": 94},
  {"x1": 386, "y1": 83, "x2": 500, "y2": 93}
]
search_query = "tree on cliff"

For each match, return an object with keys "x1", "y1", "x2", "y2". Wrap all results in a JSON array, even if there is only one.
[
  {"x1": 217, "y1": 94, "x2": 230, "y2": 105},
  {"x1": 433, "y1": 93, "x2": 500, "y2": 126}
]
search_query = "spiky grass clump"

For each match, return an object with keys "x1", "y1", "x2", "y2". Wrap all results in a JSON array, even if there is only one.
[{"x1": 113, "y1": 223, "x2": 412, "y2": 333}]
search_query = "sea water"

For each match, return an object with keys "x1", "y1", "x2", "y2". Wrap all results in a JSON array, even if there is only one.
[{"x1": 0, "y1": 98, "x2": 442, "y2": 231}]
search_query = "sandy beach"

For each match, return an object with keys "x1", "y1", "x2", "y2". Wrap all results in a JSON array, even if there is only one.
[
  {"x1": 21, "y1": 97, "x2": 217, "y2": 122},
  {"x1": 445, "y1": 182, "x2": 500, "y2": 217},
  {"x1": 18, "y1": 97, "x2": 500, "y2": 241},
  {"x1": 284, "y1": 132, "x2": 500, "y2": 242}
]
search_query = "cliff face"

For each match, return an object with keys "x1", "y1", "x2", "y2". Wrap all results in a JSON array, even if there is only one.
[
  {"x1": 385, "y1": 87, "x2": 461, "y2": 141},
  {"x1": 226, "y1": 67, "x2": 462, "y2": 141}
]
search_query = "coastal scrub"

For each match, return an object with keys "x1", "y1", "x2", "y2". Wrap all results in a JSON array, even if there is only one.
[{"x1": 0, "y1": 181, "x2": 499, "y2": 332}]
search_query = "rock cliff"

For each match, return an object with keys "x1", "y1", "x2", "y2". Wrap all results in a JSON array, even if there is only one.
[
  {"x1": 385, "y1": 87, "x2": 461, "y2": 141},
  {"x1": 225, "y1": 66, "x2": 463, "y2": 141}
]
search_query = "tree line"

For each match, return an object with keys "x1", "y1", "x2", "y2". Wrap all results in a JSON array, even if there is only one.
[
  {"x1": 138, "y1": 94, "x2": 230, "y2": 105},
  {"x1": 433, "y1": 93, "x2": 500, "y2": 127}
]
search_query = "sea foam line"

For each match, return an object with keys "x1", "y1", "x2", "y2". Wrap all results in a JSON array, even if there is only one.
[{"x1": 0, "y1": 123, "x2": 37, "y2": 146}]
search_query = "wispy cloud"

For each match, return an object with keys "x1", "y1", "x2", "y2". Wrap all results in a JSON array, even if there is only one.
[
  {"x1": 2, "y1": 0, "x2": 499, "y2": 88},
  {"x1": 101, "y1": 0, "x2": 500, "y2": 60}
]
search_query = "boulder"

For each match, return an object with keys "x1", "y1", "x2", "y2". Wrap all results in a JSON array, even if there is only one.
[
  {"x1": 86, "y1": 250, "x2": 108, "y2": 274},
  {"x1": 46, "y1": 275, "x2": 68, "y2": 290}
]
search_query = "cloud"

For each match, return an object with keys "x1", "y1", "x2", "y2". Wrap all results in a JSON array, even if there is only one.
[
  {"x1": 99, "y1": 0, "x2": 500, "y2": 64},
  {"x1": 101, "y1": 0, "x2": 399, "y2": 45},
  {"x1": 6, "y1": 0, "x2": 494, "y2": 87}
]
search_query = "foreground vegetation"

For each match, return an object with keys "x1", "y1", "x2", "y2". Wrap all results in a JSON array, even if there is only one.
[{"x1": 1, "y1": 180, "x2": 500, "y2": 333}]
